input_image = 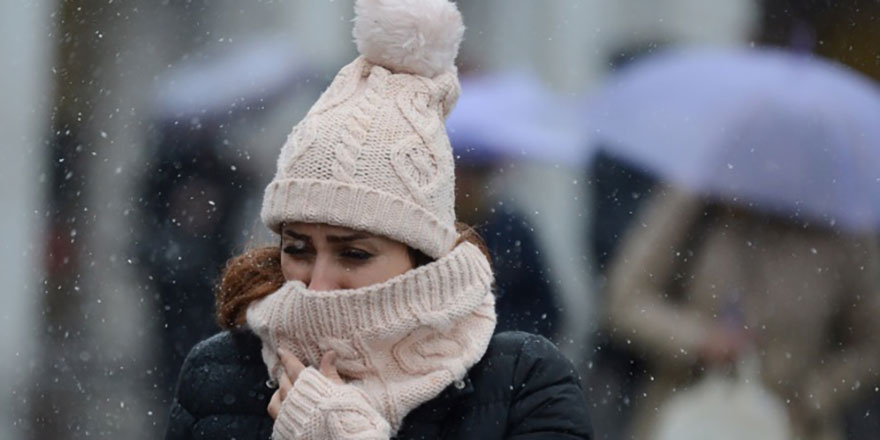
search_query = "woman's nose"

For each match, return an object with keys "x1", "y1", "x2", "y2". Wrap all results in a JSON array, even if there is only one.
[{"x1": 307, "y1": 257, "x2": 340, "y2": 291}]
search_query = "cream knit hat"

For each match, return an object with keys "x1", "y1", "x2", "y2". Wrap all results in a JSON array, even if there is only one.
[{"x1": 261, "y1": 0, "x2": 466, "y2": 258}]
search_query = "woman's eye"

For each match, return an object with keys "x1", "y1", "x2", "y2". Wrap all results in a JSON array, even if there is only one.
[
  {"x1": 341, "y1": 248, "x2": 373, "y2": 261},
  {"x1": 282, "y1": 246, "x2": 302, "y2": 255},
  {"x1": 283, "y1": 240, "x2": 311, "y2": 256}
]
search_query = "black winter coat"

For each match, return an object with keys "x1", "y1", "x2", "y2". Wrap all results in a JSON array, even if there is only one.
[{"x1": 166, "y1": 330, "x2": 593, "y2": 439}]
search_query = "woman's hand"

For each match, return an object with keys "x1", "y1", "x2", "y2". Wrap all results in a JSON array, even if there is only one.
[{"x1": 268, "y1": 349, "x2": 343, "y2": 420}]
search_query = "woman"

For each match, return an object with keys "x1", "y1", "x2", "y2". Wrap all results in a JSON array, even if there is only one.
[
  {"x1": 164, "y1": 1, "x2": 593, "y2": 439},
  {"x1": 606, "y1": 187, "x2": 880, "y2": 440}
]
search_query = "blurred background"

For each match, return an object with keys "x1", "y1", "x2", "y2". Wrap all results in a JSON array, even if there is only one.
[{"x1": 2, "y1": 0, "x2": 880, "y2": 439}]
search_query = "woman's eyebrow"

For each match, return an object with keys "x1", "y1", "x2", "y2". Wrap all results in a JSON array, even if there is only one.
[
  {"x1": 326, "y1": 232, "x2": 371, "y2": 243},
  {"x1": 283, "y1": 230, "x2": 311, "y2": 241}
]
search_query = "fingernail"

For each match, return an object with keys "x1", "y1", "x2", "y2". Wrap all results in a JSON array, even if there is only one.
[{"x1": 277, "y1": 347, "x2": 287, "y2": 356}]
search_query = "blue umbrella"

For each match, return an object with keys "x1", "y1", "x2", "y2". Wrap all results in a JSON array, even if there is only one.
[{"x1": 585, "y1": 48, "x2": 880, "y2": 232}]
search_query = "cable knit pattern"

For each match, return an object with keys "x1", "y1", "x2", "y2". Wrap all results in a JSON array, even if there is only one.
[
  {"x1": 261, "y1": 54, "x2": 461, "y2": 259},
  {"x1": 273, "y1": 367, "x2": 392, "y2": 440},
  {"x1": 247, "y1": 242, "x2": 497, "y2": 437},
  {"x1": 262, "y1": 0, "x2": 465, "y2": 258}
]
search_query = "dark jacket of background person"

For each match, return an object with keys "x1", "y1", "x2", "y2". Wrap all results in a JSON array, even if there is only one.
[
  {"x1": 166, "y1": 330, "x2": 593, "y2": 440},
  {"x1": 454, "y1": 160, "x2": 562, "y2": 342},
  {"x1": 589, "y1": 150, "x2": 658, "y2": 272},
  {"x1": 606, "y1": 187, "x2": 880, "y2": 440},
  {"x1": 584, "y1": 151, "x2": 658, "y2": 440},
  {"x1": 482, "y1": 206, "x2": 560, "y2": 340}
]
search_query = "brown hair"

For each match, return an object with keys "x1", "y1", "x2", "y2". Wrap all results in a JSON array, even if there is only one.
[{"x1": 215, "y1": 222, "x2": 490, "y2": 329}]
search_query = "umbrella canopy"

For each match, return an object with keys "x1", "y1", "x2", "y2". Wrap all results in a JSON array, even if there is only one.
[
  {"x1": 447, "y1": 71, "x2": 589, "y2": 166},
  {"x1": 585, "y1": 48, "x2": 880, "y2": 232},
  {"x1": 155, "y1": 35, "x2": 314, "y2": 123}
]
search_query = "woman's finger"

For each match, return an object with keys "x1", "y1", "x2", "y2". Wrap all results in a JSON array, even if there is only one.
[
  {"x1": 278, "y1": 348, "x2": 306, "y2": 383},
  {"x1": 320, "y1": 350, "x2": 344, "y2": 384},
  {"x1": 278, "y1": 368, "x2": 292, "y2": 402},
  {"x1": 267, "y1": 390, "x2": 281, "y2": 420}
]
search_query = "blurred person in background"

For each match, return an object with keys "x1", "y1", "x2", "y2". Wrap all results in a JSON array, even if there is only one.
[
  {"x1": 446, "y1": 68, "x2": 595, "y2": 343},
  {"x1": 583, "y1": 45, "x2": 663, "y2": 440},
  {"x1": 759, "y1": 1, "x2": 880, "y2": 434},
  {"x1": 456, "y1": 159, "x2": 560, "y2": 340},
  {"x1": 585, "y1": 149, "x2": 658, "y2": 440},
  {"x1": 454, "y1": 141, "x2": 560, "y2": 341},
  {"x1": 606, "y1": 186, "x2": 880, "y2": 440},
  {"x1": 589, "y1": 42, "x2": 665, "y2": 273},
  {"x1": 589, "y1": 150, "x2": 658, "y2": 273},
  {"x1": 139, "y1": 35, "x2": 311, "y2": 404},
  {"x1": 138, "y1": 121, "x2": 251, "y2": 400},
  {"x1": 165, "y1": 1, "x2": 593, "y2": 439},
  {"x1": 586, "y1": 27, "x2": 880, "y2": 435}
]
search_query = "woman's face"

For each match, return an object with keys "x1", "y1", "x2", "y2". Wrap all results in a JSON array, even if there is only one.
[{"x1": 280, "y1": 222, "x2": 413, "y2": 290}]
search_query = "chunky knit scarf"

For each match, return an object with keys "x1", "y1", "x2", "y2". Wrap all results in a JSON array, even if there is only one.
[{"x1": 246, "y1": 242, "x2": 496, "y2": 439}]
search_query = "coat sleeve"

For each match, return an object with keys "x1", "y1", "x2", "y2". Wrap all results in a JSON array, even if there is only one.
[
  {"x1": 165, "y1": 398, "x2": 196, "y2": 440},
  {"x1": 801, "y1": 236, "x2": 880, "y2": 418},
  {"x1": 506, "y1": 334, "x2": 593, "y2": 440},
  {"x1": 163, "y1": 331, "x2": 275, "y2": 440},
  {"x1": 605, "y1": 187, "x2": 714, "y2": 366},
  {"x1": 165, "y1": 346, "x2": 200, "y2": 440}
]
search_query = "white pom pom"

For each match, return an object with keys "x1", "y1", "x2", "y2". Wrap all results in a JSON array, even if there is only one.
[{"x1": 353, "y1": 0, "x2": 464, "y2": 78}]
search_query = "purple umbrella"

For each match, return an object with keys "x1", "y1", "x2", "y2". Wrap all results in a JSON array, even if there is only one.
[
  {"x1": 447, "y1": 71, "x2": 589, "y2": 166},
  {"x1": 585, "y1": 47, "x2": 880, "y2": 232}
]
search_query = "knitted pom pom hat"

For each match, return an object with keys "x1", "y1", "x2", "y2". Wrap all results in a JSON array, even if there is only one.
[{"x1": 261, "y1": 0, "x2": 465, "y2": 258}]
